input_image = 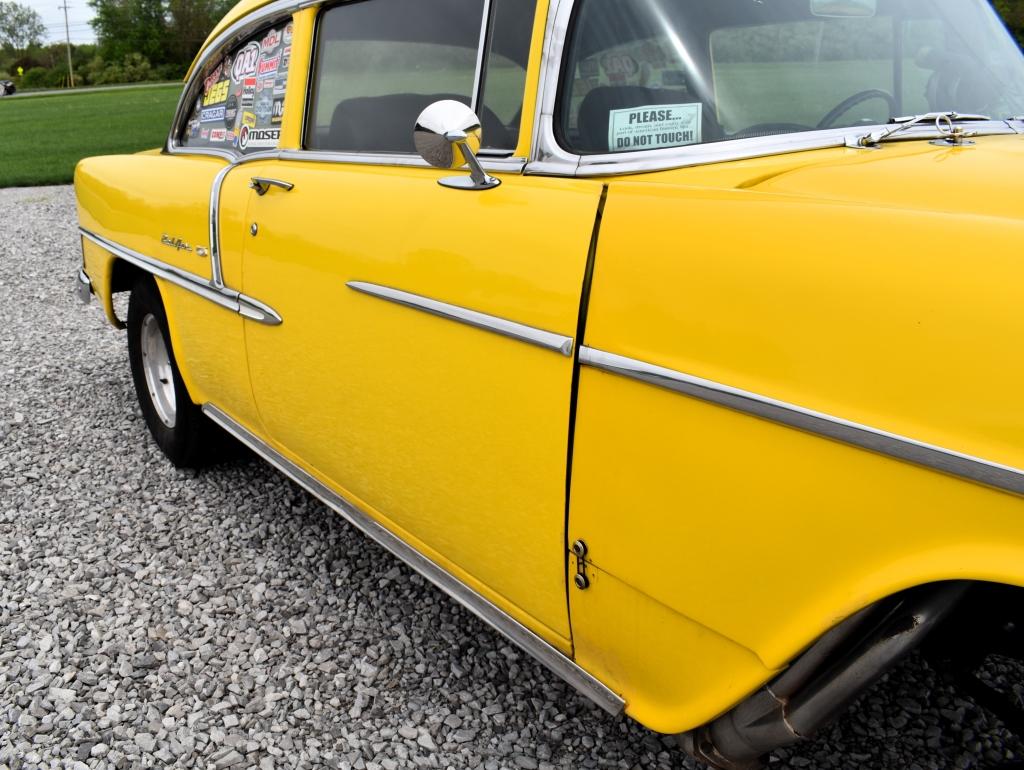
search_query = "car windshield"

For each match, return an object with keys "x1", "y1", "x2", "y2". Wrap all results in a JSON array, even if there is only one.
[{"x1": 558, "y1": 0, "x2": 1024, "y2": 155}]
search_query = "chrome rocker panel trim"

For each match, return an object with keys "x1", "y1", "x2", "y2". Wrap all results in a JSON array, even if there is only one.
[
  {"x1": 76, "y1": 268, "x2": 93, "y2": 305},
  {"x1": 201, "y1": 403, "x2": 625, "y2": 716},
  {"x1": 580, "y1": 347, "x2": 1024, "y2": 496},
  {"x1": 347, "y1": 281, "x2": 575, "y2": 356},
  {"x1": 79, "y1": 228, "x2": 283, "y2": 326}
]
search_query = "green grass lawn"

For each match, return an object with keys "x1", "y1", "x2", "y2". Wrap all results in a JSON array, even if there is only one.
[{"x1": 0, "y1": 84, "x2": 183, "y2": 188}]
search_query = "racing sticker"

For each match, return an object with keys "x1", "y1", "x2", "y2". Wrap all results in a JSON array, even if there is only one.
[
  {"x1": 224, "y1": 94, "x2": 239, "y2": 128},
  {"x1": 232, "y1": 41, "x2": 261, "y2": 82},
  {"x1": 254, "y1": 92, "x2": 274, "y2": 122},
  {"x1": 608, "y1": 103, "x2": 701, "y2": 151},
  {"x1": 237, "y1": 125, "x2": 280, "y2": 151},
  {"x1": 260, "y1": 28, "x2": 281, "y2": 52},
  {"x1": 200, "y1": 106, "x2": 225, "y2": 123},
  {"x1": 258, "y1": 54, "x2": 280, "y2": 77},
  {"x1": 241, "y1": 77, "x2": 257, "y2": 107}
]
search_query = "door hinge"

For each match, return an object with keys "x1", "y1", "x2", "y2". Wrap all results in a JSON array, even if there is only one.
[{"x1": 572, "y1": 539, "x2": 590, "y2": 590}]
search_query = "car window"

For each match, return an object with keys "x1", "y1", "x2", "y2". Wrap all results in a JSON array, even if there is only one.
[
  {"x1": 180, "y1": 20, "x2": 294, "y2": 154},
  {"x1": 710, "y1": 18, "x2": 894, "y2": 135},
  {"x1": 558, "y1": 0, "x2": 1024, "y2": 155},
  {"x1": 306, "y1": 0, "x2": 528, "y2": 154},
  {"x1": 478, "y1": 0, "x2": 538, "y2": 150}
]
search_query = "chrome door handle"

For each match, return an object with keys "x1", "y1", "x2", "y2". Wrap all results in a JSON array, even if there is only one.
[{"x1": 250, "y1": 177, "x2": 295, "y2": 196}]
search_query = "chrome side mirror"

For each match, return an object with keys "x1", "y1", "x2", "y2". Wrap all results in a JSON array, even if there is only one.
[{"x1": 413, "y1": 100, "x2": 500, "y2": 191}]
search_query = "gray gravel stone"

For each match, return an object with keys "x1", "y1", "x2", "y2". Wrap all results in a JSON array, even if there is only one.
[{"x1": 0, "y1": 184, "x2": 1022, "y2": 770}]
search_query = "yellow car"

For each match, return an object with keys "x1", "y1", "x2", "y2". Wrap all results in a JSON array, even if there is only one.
[{"x1": 74, "y1": 0, "x2": 1024, "y2": 766}]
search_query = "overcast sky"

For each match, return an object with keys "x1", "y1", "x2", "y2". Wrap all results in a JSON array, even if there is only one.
[{"x1": 23, "y1": 0, "x2": 96, "y2": 44}]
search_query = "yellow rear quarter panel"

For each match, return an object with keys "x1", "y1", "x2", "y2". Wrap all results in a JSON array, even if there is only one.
[{"x1": 75, "y1": 153, "x2": 262, "y2": 431}]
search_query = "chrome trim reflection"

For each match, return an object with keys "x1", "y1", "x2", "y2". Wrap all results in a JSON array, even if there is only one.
[
  {"x1": 209, "y1": 163, "x2": 233, "y2": 288},
  {"x1": 277, "y1": 148, "x2": 526, "y2": 173},
  {"x1": 580, "y1": 346, "x2": 1024, "y2": 496},
  {"x1": 208, "y1": 149, "x2": 283, "y2": 290},
  {"x1": 347, "y1": 281, "x2": 574, "y2": 356},
  {"x1": 470, "y1": 0, "x2": 492, "y2": 114},
  {"x1": 201, "y1": 403, "x2": 625, "y2": 716},
  {"x1": 76, "y1": 268, "x2": 92, "y2": 305},
  {"x1": 79, "y1": 228, "x2": 282, "y2": 326}
]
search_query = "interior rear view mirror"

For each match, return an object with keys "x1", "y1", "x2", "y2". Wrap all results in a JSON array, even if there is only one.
[{"x1": 811, "y1": 0, "x2": 877, "y2": 18}]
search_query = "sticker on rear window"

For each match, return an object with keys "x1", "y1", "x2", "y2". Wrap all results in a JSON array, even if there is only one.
[{"x1": 608, "y1": 103, "x2": 701, "y2": 152}]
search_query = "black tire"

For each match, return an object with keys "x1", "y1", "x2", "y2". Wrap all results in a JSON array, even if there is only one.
[{"x1": 127, "y1": 276, "x2": 213, "y2": 468}]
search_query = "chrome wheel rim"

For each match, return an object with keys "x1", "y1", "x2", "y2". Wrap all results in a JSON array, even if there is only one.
[{"x1": 140, "y1": 313, "x2": 177, "y2": 428}]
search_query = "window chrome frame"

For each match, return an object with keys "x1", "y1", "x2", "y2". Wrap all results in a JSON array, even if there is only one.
[{"x1": 526, "y1": 0, "x2": 1024, "y2": 177}]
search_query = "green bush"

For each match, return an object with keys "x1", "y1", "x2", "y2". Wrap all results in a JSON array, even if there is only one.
[
  {"x1": 80, "y1": 52, "x2": 154, "y2": 85},
  {"x1": 152, "y1": 62, "x2": 185, "y2": 81},
  {"x1": 43, "y1": 66, "x2": 70, "y2": 88},
  {"x1": 20, "y1": 66, "x2": 47, "y2": 88}
]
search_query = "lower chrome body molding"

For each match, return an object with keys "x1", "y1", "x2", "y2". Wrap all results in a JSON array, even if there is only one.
[
  {"x1": 76, "y1": 268, "x2": 92, "y2": 305},
  {"x1": 79, "y1": 227, "x2": 282, "y2": 326},
  {"x1": 580, "y1": 346, "x2": 1024, "y2": 496},
  {"x1": 201, "y1": 403, "x2": 625, "y2": 716}
]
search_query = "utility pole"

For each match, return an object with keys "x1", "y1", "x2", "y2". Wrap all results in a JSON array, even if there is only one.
[{"x1": 58, "y1": 2, "x2": 75, "y2": 88}]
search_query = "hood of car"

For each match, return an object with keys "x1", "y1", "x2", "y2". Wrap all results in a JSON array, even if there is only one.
[{"x1": 739, "y1": 133, "x2": 1024, "y2": 222}]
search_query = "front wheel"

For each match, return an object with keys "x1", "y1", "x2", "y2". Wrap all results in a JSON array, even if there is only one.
[{"x1": 127, "y1": 277, "x2": 214, "y2": 468}]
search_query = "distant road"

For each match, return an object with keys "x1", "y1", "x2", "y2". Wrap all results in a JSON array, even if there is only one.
[{"x1": 4, "y1": 81, "x2": 183, "y2": 99}]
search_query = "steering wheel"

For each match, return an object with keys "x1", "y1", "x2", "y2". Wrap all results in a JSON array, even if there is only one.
[{"x1": 817, "y1": 89, "x2": 897, "y2": 130}]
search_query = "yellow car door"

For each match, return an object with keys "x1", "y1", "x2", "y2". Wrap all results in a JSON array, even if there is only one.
[{"x1": 239, "y1": 0, "x2": 603, "y2": 652}]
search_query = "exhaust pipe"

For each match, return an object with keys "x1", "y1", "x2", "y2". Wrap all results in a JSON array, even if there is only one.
[{"x1": 680, "y1": 582, "x2": 970, "y2": 770}]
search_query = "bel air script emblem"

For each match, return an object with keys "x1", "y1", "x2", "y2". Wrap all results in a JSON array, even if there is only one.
[{"x1": 161, "y1": 234, "x2": 193, "y2": 253}]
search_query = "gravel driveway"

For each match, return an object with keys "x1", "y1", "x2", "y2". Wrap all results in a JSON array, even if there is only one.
[{"x1": 1, "y1": 184, "x2": 1021, "y2": 770}]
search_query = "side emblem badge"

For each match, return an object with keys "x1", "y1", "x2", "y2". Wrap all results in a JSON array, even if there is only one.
[{"x1": 161, "y1": 234, "x2": 193, "y2": 253}]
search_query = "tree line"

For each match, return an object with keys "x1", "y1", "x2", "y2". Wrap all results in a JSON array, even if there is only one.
[
  {"x1": 0, "y1": 0, "x2": 232, "y2": 88},
  {"x1": 1, "y1": 0, "x2": 1023, "y2": 90}
]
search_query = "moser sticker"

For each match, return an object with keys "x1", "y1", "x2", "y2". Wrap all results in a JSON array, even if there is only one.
[
  {"x1": 200, "y1": 105, "x2": 226, "y2": 123},
  {"x1": 238, "y1": 125, "x2": 280, "y2": 151},
  {"x1": 241, "y1": 77, "x2": 257, "y2": 107},
  {"x1": 258, "y1": 55, "x2": 280, "y2": 77},
  {"x1": 231, "y1": 41, "x2": 260, "y2": 82},
  {"x1": 209, "y1": 128, "x2": 227, "y2": 142},
  {"x1": 260, "y1": 29, "x2": 281, "y2": 52},
  {"x1": 607, "y1": 103, "x2": 701, "y2": 151}
]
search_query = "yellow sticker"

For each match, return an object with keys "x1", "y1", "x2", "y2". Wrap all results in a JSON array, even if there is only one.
[
  {"x1": 242, "y1": 111, "x2": 257, "y2": 129},
  {"x1": 203, "y1": 80, "x2": 229, "y2": 106}
]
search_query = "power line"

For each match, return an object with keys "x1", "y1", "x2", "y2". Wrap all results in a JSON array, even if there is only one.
[{"x1": 56, "y1": 1, "x2": 76, "y2": 87}]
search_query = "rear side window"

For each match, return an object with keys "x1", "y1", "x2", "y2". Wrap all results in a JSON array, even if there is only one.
[
  {"x1": 306, "y1": 0, "x2": 533, "y2": 154},
  {"x1": 180, "y1": 20, "x2": 294, "y2": 154}
]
